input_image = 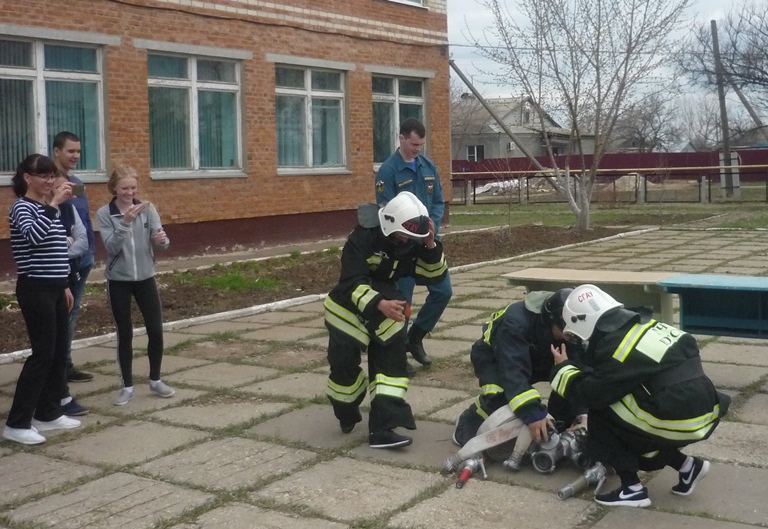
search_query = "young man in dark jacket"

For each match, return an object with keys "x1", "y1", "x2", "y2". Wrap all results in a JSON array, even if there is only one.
[
  {"x1": 324, "y1": 191, "x2": 447, "y2": 449},
  {"x1": 453, "y1": 289, "x2": 587, "y2": 448},
  {"x1": 551, "y1": 284, "x2": 730, "y2": 508}
]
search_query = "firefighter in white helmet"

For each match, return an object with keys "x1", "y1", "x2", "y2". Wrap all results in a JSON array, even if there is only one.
[
  {"x1": 323, "y1": 191, "x2": 447, "y2": 449},
  {"x1": 550, "y1": 285, "x2": 730, "y2": 508}
]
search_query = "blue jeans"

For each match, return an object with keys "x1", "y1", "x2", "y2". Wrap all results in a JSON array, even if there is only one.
[
  {"x1": 397, "y1": 270, "x2": 452, "y2": 334},
  {"x1": 66, "y1": 252, "x2": 94, "y2": 369}
]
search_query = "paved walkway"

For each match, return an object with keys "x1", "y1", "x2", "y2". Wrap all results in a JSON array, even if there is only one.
[{"x1": 2, "y1": 227, "x2": 768, "y2": 529}]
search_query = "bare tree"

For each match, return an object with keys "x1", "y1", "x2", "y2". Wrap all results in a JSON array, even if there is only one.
[
  {"x1": 467, "y1": 0, "x2": 692, "y2": 229},
  {"x1": 611, "y1": 93, "x2": 682, "y2": 153},
  {"x1": 679, "y1": 1, "x2": 768, "y2": 114},
  {"x1": 674, "y1": 93, "x2": 755, "y2": 151}
]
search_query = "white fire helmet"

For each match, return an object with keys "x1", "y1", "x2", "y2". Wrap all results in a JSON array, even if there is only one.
[
  {"x1": 562, "y1": 284, "x2": 624, "y2": 341},
  {"x1": 378, "y1": 191, "x2": 430, "y2": 239}
]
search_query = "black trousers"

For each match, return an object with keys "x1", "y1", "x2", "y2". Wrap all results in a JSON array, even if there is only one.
[
  {"x1": 107, "y1": 277, "x2": 164, "y2": 387},
  {"x1": 6, "y1": 278, "x2": 68, "y2": 428},
  {"x1": 326, "y1": 328, "x2": 416, "y2": 434}
]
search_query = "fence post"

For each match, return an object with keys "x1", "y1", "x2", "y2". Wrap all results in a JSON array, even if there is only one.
[
  {"x1": 637, "y1": 173, "x2": 646, "y2": 204},
  {"x1": 699, "y1": 176, "x2": 707, "y2": 203},
  {"x1": 466, "y1": 180, "x2": 473, "y2": 207}
]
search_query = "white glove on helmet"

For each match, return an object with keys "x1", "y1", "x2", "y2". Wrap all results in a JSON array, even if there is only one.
[
  {"x1": 562, "y1": 284, "x2": 623, "y2": 341},
  {"x1": 378, "y1": 191, "x2": 430, "y2": 239}
]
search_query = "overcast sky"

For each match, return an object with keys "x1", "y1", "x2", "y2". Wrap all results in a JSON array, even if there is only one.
[{"x1": 446, "y1": 0, "x2": 735, "y2": 97}]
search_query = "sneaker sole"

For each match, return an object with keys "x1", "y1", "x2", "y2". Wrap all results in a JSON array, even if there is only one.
[
  {"x1": 113, "y1": 396, "x2": 134, "y2": 406},
  {"x1": 671, "y1": 460, "x2": 710, "y2": 496},
  {"x1": 62, "y1": 408, "x2": 89, "y2": 417},
  {"x1": 369, "y1": 439, "x2": 413, "y2": 449},
  {"x1": 340, "y1": 423, "x2": 357, "y2": 434},
  {"x1": 151, "y1": 391, "x2": 175, "y2": 398},
  {"x1": 67, "y1": 377, "x2": 94, "y2": 383},
  {"x1": 595, "y1": 497, "x2": 651, "y2": 508},
  {"x1": 3, "y1": 430, "x2": 46, "y2": 445},
  {"x1": 32, "y1": 421, "x2": 81, "y2": 432}
]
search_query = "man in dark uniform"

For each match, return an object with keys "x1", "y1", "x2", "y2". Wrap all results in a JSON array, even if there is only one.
[
  {"x1": 324, "y1": 191, "x2": 447, "y2": 449},
  {"x1": 551, "y1": 284, "x2": 730, "y2": 507},
  {"x1": 453, "y1": 289, "x2": 587, "y2": 448}
]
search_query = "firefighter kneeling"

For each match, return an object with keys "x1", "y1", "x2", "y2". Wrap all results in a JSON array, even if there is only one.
[{"x1": 550, "y1": 284, "x2": 730, "y2": 507}]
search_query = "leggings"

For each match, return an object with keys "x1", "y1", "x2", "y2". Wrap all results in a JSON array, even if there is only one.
[{"x1": 107, "y1": 277, "x2": 164, "y2": 387}]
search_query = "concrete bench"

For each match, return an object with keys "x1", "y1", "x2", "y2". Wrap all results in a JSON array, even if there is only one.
[
  {"x1": 658, "y1": 274, "x2": 768, "y2": 338},
  {"x1": 501, "y1": 267, "x2": 677, "y2": 324}
]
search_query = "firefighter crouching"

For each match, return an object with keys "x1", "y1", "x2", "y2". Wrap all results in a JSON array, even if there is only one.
[
  {"x1": 550, "y1": 284, "x2": 731, "y2": 508},
  {"x1": 323, "y1": 191, "x2": 447, "y2": 449}
]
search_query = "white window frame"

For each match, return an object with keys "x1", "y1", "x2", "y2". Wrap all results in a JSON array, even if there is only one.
[
  {"x1": 0, "y1": 38, "x2": 106, "y2": 182},
  {"x1": 371, "y1": 75, "x2": 426, "y2": 168},
  {"x1": 467, "y1": 145, "x2": 484, "y2": 162},
  {"x1": 385, "y1": 0, "x2": 427, "y2": 8},
  {"x1": 275, "y1": 65, "x2": 347, "y2": 175},
  {"x1": 147, "y1": 54, "x2": 244, "y2": 180}
]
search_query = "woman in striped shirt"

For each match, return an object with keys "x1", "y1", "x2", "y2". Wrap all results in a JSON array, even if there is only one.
[{"x1": 3, "y1": 154, "x2": 82, "y2": 445}]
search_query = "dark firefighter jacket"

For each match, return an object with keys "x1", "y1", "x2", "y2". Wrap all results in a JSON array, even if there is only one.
[
  {"x1": 550, "y1": 316, "x2": 730, "y2": 446},
  {"x1": 473, "y1": 294, "x2": 585, "y2": 423},
  {"x1": 324, "y1": 224, "x2": 447, "y2": 348}
]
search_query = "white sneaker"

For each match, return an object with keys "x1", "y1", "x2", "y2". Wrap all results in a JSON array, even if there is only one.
[
  {"x1": 113, "y1": 388, "x2": 134, "y2": 406},
  {"x1": 150, "y1": 381, "x2": 175, "y2": 398},
  {"x1": 31, "y1": 416, "x2": 81, "y2": 432},
  {"x1": 3, "y1": 425, "x2": 46, "y2": 445}
]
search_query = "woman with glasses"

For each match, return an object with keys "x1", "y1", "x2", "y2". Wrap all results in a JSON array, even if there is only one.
[{"x1": 3, "y1": 154, "x2": 82, "y2": 445}]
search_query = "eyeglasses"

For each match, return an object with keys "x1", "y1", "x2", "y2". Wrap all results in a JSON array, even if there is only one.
[{"x1": 27, "y1": 173, "x2": 56, "y2": 181}]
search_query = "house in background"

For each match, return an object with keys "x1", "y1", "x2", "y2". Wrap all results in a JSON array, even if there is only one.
[
  {"x1": 0, "y1": 0, "x2": 450, "y2": 276},
  {"x1": 450, "y1": 94, "x2": 595, "y2": 161}
]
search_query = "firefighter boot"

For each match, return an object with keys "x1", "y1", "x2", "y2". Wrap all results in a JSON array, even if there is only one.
[{"x1": 407, "y1": 325, "x2": 433, "y2": 367}]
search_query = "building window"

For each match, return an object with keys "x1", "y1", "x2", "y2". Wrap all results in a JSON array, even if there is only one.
[
  {"x1": 275, "y1": 66, "x2": 345, "y2": 168},
  {"x1": 386, "y1": 0, "x2": 426, "y2": 6},
  {"x1": 467, "y1": 145, "x2": 485, "y2": 162},
  {"x1": 372, "y1": 76, "x2": 424, "y2": 164},
  {"x1": 147, "y1": 54, "x2": 241, "y2": 171},
  {"x1": 0, "y1": 39, "x2": 103, "y2": 173}
]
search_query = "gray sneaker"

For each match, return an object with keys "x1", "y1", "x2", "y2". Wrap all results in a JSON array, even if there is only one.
[
  {"x1": 150, "y1": 381, "x2": 175, "y2": 398},
  {"x1": 113, "y1": 389, "x2": 134, "y2": 406}
]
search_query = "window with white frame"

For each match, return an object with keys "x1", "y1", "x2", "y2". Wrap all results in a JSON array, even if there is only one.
[
  {"x1": 372, "y1": 76, "x2": 424, "y2": 164},
  {"x1": 386, "y1": 0, "x2": 426, "y2": 6},
  {"x1": 147, "y1": 54, "x2": 241, "y2": 171},
  {"x1": 275, "y1": 66, "x2": 345, "y2": 168},
  {"x1": 0, "y1": 39, "x2": 103, "y2": 173},
  {"x1": 467, "y1": 145, "x2": 484, "y2": 162}
]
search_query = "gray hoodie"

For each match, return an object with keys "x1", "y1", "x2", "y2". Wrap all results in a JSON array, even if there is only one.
[{"x1": 96, "y1": 199, "x2": 170, "y2": 281}]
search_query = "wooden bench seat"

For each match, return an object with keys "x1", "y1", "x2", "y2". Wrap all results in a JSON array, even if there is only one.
[
  {"x1": 658, "y1": 274, "x2": 768, "y2": 338},
  {"x1": 501, "y1": 267, "x2": 678, "y2": 324}
]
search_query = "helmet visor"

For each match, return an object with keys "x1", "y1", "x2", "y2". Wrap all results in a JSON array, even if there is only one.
[{"x1": 401, "y1": 215, "x2": 430, "y2": 239}]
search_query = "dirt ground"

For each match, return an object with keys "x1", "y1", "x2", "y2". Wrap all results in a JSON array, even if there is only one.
[{"x1": 0, "y1": 225, "x2": 624, "y2": 355}]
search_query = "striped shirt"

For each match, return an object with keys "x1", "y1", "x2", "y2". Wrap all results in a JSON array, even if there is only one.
[{"x1": 9, "y1": 197, "x2": 70, "y2": 283}]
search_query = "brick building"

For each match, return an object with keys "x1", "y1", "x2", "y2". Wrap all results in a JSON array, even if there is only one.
[{"x1": 0, "y1": 0, "x2": 450, "y2": 275}]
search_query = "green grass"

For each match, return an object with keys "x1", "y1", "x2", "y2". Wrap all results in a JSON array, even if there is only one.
[{"x1": 196, "y1": 273, "x2": 284, "y2": 291}]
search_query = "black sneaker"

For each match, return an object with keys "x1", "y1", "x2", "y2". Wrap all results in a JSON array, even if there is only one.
[
  {"x1": 407, "y1": 341, "x2": 433, "y2": 367},
  {"x1": 67, "y1": 368, "x2": 94, "y2": 383},
  {"x1": 595, "y1": 486, "x2": 651, "y2": 508},
  {"x1": 340, "y1": 409, "x2": 362, "y2": 434},
  {"x1": 61, "y1": 399, "x2": 89, "y2": 416},
  {"x1": 369, "y1": 429, "x2": 413, "y2": 449},
  {"x1": 672, "y1": 457, "x2": 710, "y2": 496},
  {"x1": 452, "y1": 407, "x2": 485, "y2": 447}
]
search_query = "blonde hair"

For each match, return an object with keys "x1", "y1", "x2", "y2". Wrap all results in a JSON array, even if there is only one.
[{"x1": 108, "y1": 165, "x2": 138, "y2": 195}]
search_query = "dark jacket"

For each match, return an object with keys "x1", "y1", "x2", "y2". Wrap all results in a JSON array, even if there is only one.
[
  {"x1": 550, "y1": 316, "x2": 729, "y2": 446},
  {"x1": 324, "y1": 224, "x2": 447, "y2": 348}
]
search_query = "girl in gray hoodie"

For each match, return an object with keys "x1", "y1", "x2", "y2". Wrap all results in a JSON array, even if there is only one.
[{"x1": 96, "y1": 166, "x2": 174, "y2": 406}]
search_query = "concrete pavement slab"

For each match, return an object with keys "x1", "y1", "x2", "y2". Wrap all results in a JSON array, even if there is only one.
[
  {"x1": 451, "y1": 297, "x2": 512, "y2": 310},
  {"x1": 432, "y1": 325, "x2": 485, "y2": 341},
  {"x1": 0, "y1": 363, "x2": 23, "y2": 387},
  {"x1": 239, "y1": 372, "x2": 328, "y2": 400},
  {"x1": 36, "y1": 412, "x2": 119, "y2": 440},
  {"x1": 174, "y1": 320, "x2": 267, "y2": 334},
  {"x1": 241, "y1": 345, "x2": 327, "y2": 370},
  {"x1": 251, "y1": 457, "x2": 445, "y2": 523},
  {"x1": 647, "y1": 462, "x2": 768, "y2": 525},
  {"x1": 61, "y1": 373, "x2": 121, "y2": 396},
  {"x1": 149, "y1": 399, "x2": 295, "y2": 429},
  {"x1": 387, "y1": 480, "x2": 595, "y2": 529},
  {"x1": 483, "y1": 288, "x2": 528, "y2": 300},
  {"x1": 284, "y1": 300, "x2": 325, "y2": 313},
  {"x1": 138, "y1": 437, "x2": 318, "y2": 491},
  {"x1": 44, "y1": 420, "x2": 208, "y2": 466},
  {"x1": 427, "y1": 397, "x2": 474, "y2": 423},
  {"x1": 683, "y1": 421, "x2": 768, "y2": 467},
  {"x1": 701, "y1": 342, "x2": 768, "y2": 366},
  {"x1": 712, "y1": 266, "x2": 768, "y2": 275},
  {"x1": 232, "y1": 311, "x2": 317, "y2": 325},
  {"x1": 592, "y1": 504, "x2": 757, "y2": 529},
  {"x1": 435, "y1": 307, "x2": 488, "y2": 323},
  {"x1": 240, "y1": 325, "x2": 324, "y2": 342},
  {"x1": 732, "y1": 393, "x2": 768, "y2": 425},
  {"x1": 246, "y1": 404, "x2": 368, "y2": 450},
  {"x1": 287, "y1": 317, "x2": 326, "y2": 329},
  {"x1": 450, "y1": 285, "x2": 496, "y2": 297},
  {"x1": 170, "y1": 503, "x2": 349, "y2": 529},
  {"x1": 419, "y1": 338, "x2": 472, "y2": 359},
  {"x1": 91, "y1": 387, "x2": 207, "y2": 415},
  {"x1": 702, "y1": 362, "x2": 768, "y2": 389},
  {"x1": 406, "y1": 386, "x2": 471, "y2": 417},
  {"x1": 350, "y1": 420, "x2": 457, "y2": 471},
  {"x1": 164, "y1": 362, "x2": 280, "y2": 388},
  {"x1": 0, "y1": 453, "x2": 100, "y2": 507},
  {"x1": 101, "y1": 331, "x2": 201, "y2": 351},
  {"x1": 8, "y1": 472, "x2": 213, "y2": 529},
  {"x1": 70, "y1": 345, "x2": 117, "y2": 366},
  {"x1": 91, "y1": 354, "x2": 213, "y2": 377}
]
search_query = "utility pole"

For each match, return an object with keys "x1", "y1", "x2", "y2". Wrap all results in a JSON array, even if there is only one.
[{"x1": 711, "y1": 20, "x2": 734, "y2": 197}]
